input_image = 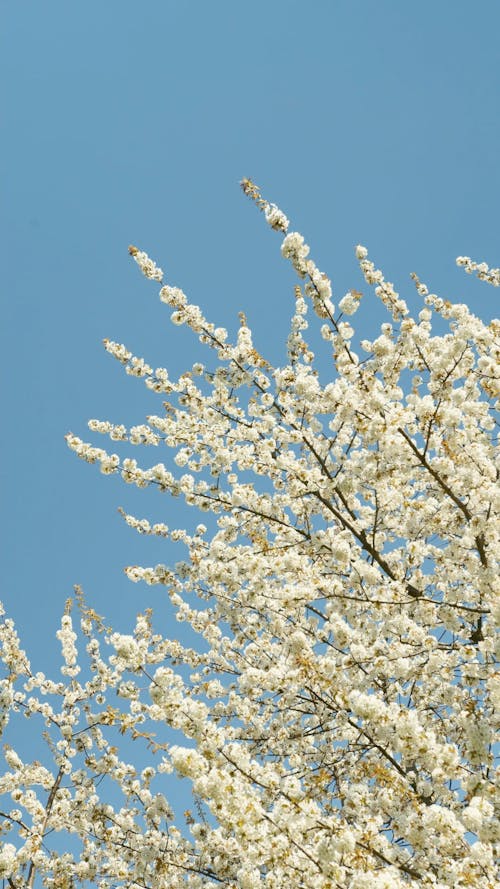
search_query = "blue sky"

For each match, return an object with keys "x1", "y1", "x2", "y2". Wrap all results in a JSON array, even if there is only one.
[{"x1": 2, "y1": 0, "x2": 499, "y2": 668}]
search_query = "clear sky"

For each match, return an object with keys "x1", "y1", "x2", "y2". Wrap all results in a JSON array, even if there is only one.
[{"x1": 2, "y1": 1, "x2": 499, "y2": 671}]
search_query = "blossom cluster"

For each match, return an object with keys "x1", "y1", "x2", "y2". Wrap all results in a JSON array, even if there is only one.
[
  {"x1": 0, "y1": 182, "x2": 498, "y2": 888},
  {"x1": 456, "y1": 255, "x2": 500, "y2": 287}
]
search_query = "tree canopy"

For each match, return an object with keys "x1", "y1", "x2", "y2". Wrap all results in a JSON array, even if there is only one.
[{"x1": 1, "y1": 181, "x2": 498, "y2": 888}]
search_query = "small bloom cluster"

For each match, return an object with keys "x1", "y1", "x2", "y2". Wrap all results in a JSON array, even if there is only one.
[
  {"x1": 281, "y1": 231, "x2": 310, "y2": 277},
  {"x1": 457, "y1": 254, "x2": 500, "y2": 286},
  {"x1": 128, "y1": 245, "x2": 164, "y2": 281},
  {"x1": 356, "y1": 247, "x2": 409, "y2": 320},
  {"x1": 88, "y1": 419, "x2": 127, "y2": 440},
  {"x1": 65, "y1": 434, "x2": 120, "y2": 475},
  {"x1": 103, "y1": 339, "x2": 132, "y2": 364},
  {"x1": 118, "y1": 508, "x2": 169, "y2": 536},
  {"x1": 56, "y1": 614, "x2": 79, "y2": 676},
  {"x1": 264, "y1": 202, "x2": 289, "y2": 233},
  {"x1": 338, "y1": 289, "x2": 362, "y2": 316},
  {"x1": 240, "y1": 178, "x2": 289, "y2": 232}
]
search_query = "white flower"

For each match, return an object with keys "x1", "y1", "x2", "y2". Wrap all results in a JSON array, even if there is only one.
[
  {"x1": 264, "y1": 203, "x2": 289, "y2": 232},
  {"x1": 0, "y1": 843, "x2": 16, "y2": 878},
  {"x1": 338, "y1": 291, "x2": 361, "y2": 315}
]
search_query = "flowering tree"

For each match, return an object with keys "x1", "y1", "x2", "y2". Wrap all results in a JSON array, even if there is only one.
[{"x1": 1, "y1": 181, "x2": 498, "y2": 888}]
